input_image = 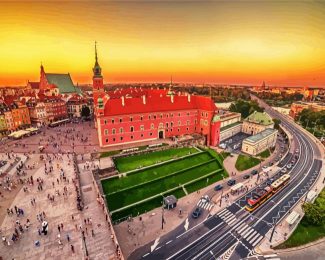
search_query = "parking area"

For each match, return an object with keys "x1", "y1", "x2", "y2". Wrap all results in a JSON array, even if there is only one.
[{"x1": 221, "y1": 132, "x2": 250, "y2": 153}]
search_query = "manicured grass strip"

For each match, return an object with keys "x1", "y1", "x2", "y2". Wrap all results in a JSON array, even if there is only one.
[
  {"x1": 100, "y1": 150, "x2": 121, "y2": 158},
  {"x1": 102, "y1": 152, "x2": 212, "y2": 194},
  {"x1": 110, "y1": 188, "x2": 186, "y2": 222},
  {"x1": 275, "y1": 218, "x2": 325, "y2": 249},
  {"x1": 106, "y1": 160, "x2": 221, "y2": 211},
  {"x1": 185, "y1": 170, "x2": 228, "y2": 194},
  {"x1": 235, "y1": 154, "x2": 261, "y2": 171},
  {"x1": 257, "y1": 149, "x2": 270, "y2": 159},
  {"x1": 114, "y1": 147, "x2": 198, "y2": 173}
]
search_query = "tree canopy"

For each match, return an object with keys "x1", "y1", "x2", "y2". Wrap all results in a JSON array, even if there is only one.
[
  {"x1": 81, "y1": 106, "x2": 91, "y2": 118},
  {"x1": 229, "y1": 99, "x2": 264, "y2": 118}
]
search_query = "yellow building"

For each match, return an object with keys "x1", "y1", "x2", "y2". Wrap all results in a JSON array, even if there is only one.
[
  {"x1": 242, "y1": 111, "x2": 274, "y2": 135},
  {"x1": 242, "y1": 128, "x2": 278, "y2": 156},
  {"x1": 218, "y1": 112, "x2": 242, "y2": 142}
]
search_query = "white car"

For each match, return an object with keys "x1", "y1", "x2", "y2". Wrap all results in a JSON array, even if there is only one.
[
  {"x1": 201, "y1": 195, "x2": 210, "y2": 203},
  {"x1": 287, "y1": 164, "x2": 292, "y2": 169},
  {"x1": 281, "y1": 168, "x2": 287, "y2": 173}
]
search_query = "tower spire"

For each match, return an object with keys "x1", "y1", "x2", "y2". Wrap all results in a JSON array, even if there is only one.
[{"x1": 95, "y1": 41, "x2": 98, "y2": 63}]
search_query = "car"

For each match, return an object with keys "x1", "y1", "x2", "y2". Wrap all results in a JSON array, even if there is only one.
[
  {"x1": 251, "y1": 169, "x2": 258, "y2": 175},
  {"x1": 192, "y1": 207, "x2": 202, "y2": 219},
  {"x1": 281, "y1": 168, "x2": 287, "y2": 173},
  {"x1": 266, "y1": 178, "x2": 274, "y2": 186},
  {"x1": 201, "y1": 195, "x2": 210, "y2": 203},
  {"x1": 214, "y1": 184, "x2": 223, "y2": 191},
  {"x1": 287, "y1": 164, "x2": 292, "y2": 169},
  {"x1": 243, "y1": 174, "x2": 250, "y2": 180},
  {"x1": 262, "y1": 166, "x2": 268, "y2": 170},
  {"x1": 227, "y1": 179, "x2": 236, "y2": 186},
  {"x1": 269, "y1": 162, "x2": 274, "y2": 166}
]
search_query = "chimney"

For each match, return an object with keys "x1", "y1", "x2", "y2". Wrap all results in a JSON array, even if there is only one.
[
  {"x1": 188, "y1": 93, "x2": 191, "y2": 102},
  {"x1": 171, "y1": 95, "x2": 174, "y2": 103},
  {"x1": 121, "y1": 96, "x2": 125, "y2": 106},
  {"x1": 142, "y1": 95, "x2": 146, "y2": 105}
]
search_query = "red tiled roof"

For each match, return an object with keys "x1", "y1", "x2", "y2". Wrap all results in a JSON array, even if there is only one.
[
  {"x1": 29, "y1": 81, "x2": 40, "y2": 89},
  {"x1": 103, "y1": 94, "x2": 216, "y2": 116}
]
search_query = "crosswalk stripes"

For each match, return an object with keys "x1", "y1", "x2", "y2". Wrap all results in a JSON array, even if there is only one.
[{"x1": 196, "y1": 199, "x2": 214, "y2": 211}]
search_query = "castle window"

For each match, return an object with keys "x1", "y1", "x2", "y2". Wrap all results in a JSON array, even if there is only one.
[
  {"x1": 150, "y1": 132, "x2": 153, "y2": 136},
  {"x1": 112, "y1": 119, "x2": 115, "y2": 124},
  {"x1": 141, "y1": 134, "x2": 144, "y2": 138},
  {"x1": 187, "y1": 120, "x2": 190, "y2": 126},
  {"x1": 166, "y1": 122, "x2": 169, "y2": 128},
  {"x1": 140, "y1": 125, "x2": 144, "y2": 131},
  {"x1": 171, "y1": 122, "x2": 173, "y2": 127},
  {"x1": 140, "y1": 116, "x2": 143, "y2": 121},
  {"x1": 131, "y1": 136, "x2": 134, "y2": 139},
  {"x1": 178, "y1": 113, "x2": 181, "y2": 117},
  {"x1": 119, "y1": 118, "x2": 122, "y2": 123},
  {"x1": 120, "y1": 136, "x2": 123, "y2": 141},
  {"x1": 104, "y1": 119, "x2": 107, "y2": 125},
  {"x1": 186, "y1": 127, "x2": 189, "y2": 131},
  {"x1": 130, "y1": 126, "x2": 134, "y2": 132},
  {"x1": 113, "y1": 138, "x2": 116, "y2": 142},
  {"x1": 104, "y1": 129, "x2": 108, "y2": 136},
  {"x1": 151, "y1": 123, "x2": 154, "y2": 129},
  {"x1": 178, "y1": 128, "x2": 180, "y2": 132},
  {"x1": 160, "y1": 114, "x2": 163, "y2": 119},
  {"x1": 178, "y1": 121, "x2": 181, "y2": 126},
  {"x1": 119, "y1": 127, "x2": 123, "y2": 133},
  {"x1": 130, "y1": 117, "x2": 133, "y2": 122}
]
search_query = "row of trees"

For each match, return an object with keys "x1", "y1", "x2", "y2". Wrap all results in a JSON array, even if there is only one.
[
  {"x1": 297, "y1": 109, "x2": 325, "y2": 130},
  {"x1": 229, "y1": 99, "x2": 264, "y2": 118}
]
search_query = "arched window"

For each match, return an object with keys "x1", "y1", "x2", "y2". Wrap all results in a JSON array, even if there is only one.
[
  {"x1": 119, "y1": 127, "x2": 123, "y2": 133},
  {"x1": 151, "y1": 123, "x2": 154, "y2": 129},
  {"x1": 112, "y1": 128, "x2": 116, "y2": 134},
  {"x1": 130, "y1": 126, "x2": 134, "y2": 132}
]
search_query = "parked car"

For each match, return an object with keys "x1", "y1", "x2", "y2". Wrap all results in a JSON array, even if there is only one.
[
  {"x1": 251, "y1": 169, "x2": 258, "y2": 175},
  {"x1": 243, "y1": 174, "x2": 250, "y2": 180},
  {"x1": 192, "y1": 207, "x2": 202, "y2": 219},
  {"x1": 286, "y1": 164, "x2": 292, "y2": 169},
  {"x1": 214, "y1": 184, "x2": 223, "y2": 191},
  {"x1": 227, "y1": 179, "x2": 236, "y2": 186}
]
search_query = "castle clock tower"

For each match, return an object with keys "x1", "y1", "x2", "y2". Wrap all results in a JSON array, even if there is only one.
[{"x1": 93, "y1": 41, "x2": 104, "y2": 107}]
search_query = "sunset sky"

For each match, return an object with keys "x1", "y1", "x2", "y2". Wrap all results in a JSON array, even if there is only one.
[{"x1": 0, "y1": 1, "x2": 325, "y2": 86}]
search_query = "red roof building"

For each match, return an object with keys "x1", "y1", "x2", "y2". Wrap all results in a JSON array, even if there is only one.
[{"x1": 92, "y1": 44, "x2": 221, "y2": 147}]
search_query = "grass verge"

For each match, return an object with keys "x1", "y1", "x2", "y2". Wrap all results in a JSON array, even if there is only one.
[{"x1": 235, "y1": 154, "x2": 261, "y2": 171}]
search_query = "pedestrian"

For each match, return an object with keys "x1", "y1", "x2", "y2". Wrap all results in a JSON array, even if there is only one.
[
  {"x1": 61, "y1": 223, "x2": 63, "y2": 230},
  {"x1": 91, "y1": 229, "x2": 95, "y2": 237},
  {"x1": 71, "y1": 244, "x2": 75, "y2": 253},
  {"x1": 66, "y1": 233, "x2": 70, "y2": 242},
  {"x1": 58, "y1": 225, "x2": 61, "y2": 233}
]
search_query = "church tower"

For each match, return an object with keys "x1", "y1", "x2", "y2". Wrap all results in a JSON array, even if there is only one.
[{"x1": 93, "y1": 42, "x2": 104, "y2": 108}]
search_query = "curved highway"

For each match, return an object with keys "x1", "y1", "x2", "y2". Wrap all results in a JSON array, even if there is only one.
[{"x1": 130, "y1": 98, "x2": 322, "y2": 260}]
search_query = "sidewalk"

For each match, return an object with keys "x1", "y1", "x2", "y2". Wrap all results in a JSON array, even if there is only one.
[{"x1": 77, "y1": 161, "x2": 118, "y2": 259}]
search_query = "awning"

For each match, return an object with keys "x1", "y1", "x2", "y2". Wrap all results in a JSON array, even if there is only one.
[{"x1": 286, "y1": 211, "x2": 300, "y2": 225}]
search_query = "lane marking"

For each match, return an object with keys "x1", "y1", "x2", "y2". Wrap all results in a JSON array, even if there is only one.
[{"x1": 166, "y1": 240, "x2": 172, "y2": 245}]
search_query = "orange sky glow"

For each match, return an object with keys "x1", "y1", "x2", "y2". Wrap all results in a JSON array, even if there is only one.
[{"x1": 0, "y1": 1, "x2": 324, "y2": 87}]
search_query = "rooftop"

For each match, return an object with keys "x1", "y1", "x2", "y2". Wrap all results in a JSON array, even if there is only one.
[
  {"x1": 220, "y1": 121, "x2": 242, "y2": 132},
  {"x1": 45, "y1": 73, "x2": 81, "y2": 94},
  {"x1": 244, "y1": 128, "x2": 277, "y2": 143},
  {"x1": 245, "y1": 111, "x2": 273, "y2": 126}
]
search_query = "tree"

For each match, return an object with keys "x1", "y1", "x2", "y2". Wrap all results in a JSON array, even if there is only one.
[
  {"x1": 229, "y1": 99, "x2": 264, "y2": 118},
  {"x1": 302, "y1": 202, "x2": 325, "y2": 226},
  {"x1": 273, "y1": 118, "x2": 281, "y2": 130},
  {"x1": 81, "y1": 106, "x2": 91, "y2": 118}
]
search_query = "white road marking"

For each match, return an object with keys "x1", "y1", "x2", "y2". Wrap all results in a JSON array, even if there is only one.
[
  {"x1": 150, "y1": 237, "x2": 160, "y2": 252},
  {"x1": 248, "y1": 233, "x2": 261, "y2": 244},
  {"x1": 252, "y1": 236, "x2": 263, "y2": 247},
  {"x1": 166, "y1": 240, "x2": 172, "y2": 245},
  {"x1": 142, "y1": 253, "x2": 150, "y2": 258},
  {"x1": 243, "y1": 229, "x2": 255, "y2": 239},
  {"x1": 246, "y1": 231, "x2": 257, "y2": 241}
]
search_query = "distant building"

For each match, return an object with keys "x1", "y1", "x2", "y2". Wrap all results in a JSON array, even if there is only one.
[
  {"x1": 241, "y1": 128, "x2": 278, "y2": 156},
  {"x1": 242, "y1": 111, "x2": 274, "y2": 135},
  {"x1": 66, "y1": 94, "x2": 93, "y2": 118},
  {"x1": 272, "y1": 106, "x2": 290, "y2": 116},
  {"x1": 42, "y1": 96, "x2": 68, "y2": 123},
  {"x1": 9, "y1": 102, "x2": 31, "y2": 129},
  {"x1": 289, "y1": 101, "x2": 325, "y2": 119}
]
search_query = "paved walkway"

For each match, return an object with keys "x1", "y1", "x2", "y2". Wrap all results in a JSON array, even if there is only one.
[{"x1": 78, "y1": 161, "x2": 117, "y2": 259}]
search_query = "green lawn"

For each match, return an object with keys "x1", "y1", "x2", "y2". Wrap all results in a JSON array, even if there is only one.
[
  {"x1": 102, "y1": 152, "x2": 212, "y2": 194},
  {"x1": 235, "y1": 154, "x2": 261, "y2": 171},
  {"x1": 111, "y1": 188, "x2": 186, "y2": 222},
  {"x1": 100, "y1": 150, "x2": 121, "y2": 158},
  {"x1": 275, "y1": 188, "x2": 325, "y2": 249},
  {"x1": 257, "y1": 149, "x2": 271, "y2": 159},
  {"x1": 101, "y1": 147, "x2": 227, "y2": 222},
  {"x1": 106, "y1": 160, "x2": 220, "y2": 211},
  {"x1": 114, "y1": 147, "x2": 198, "y2": 173}
]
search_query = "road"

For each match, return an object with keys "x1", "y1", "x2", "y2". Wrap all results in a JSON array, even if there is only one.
[{"x1": 129, "y1": 97, "x2": 323, "y2": 260}]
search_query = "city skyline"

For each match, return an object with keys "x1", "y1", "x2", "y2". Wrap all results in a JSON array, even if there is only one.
[{"x1": 1, "y1": 1, "x2": 325, "y2": 87}]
